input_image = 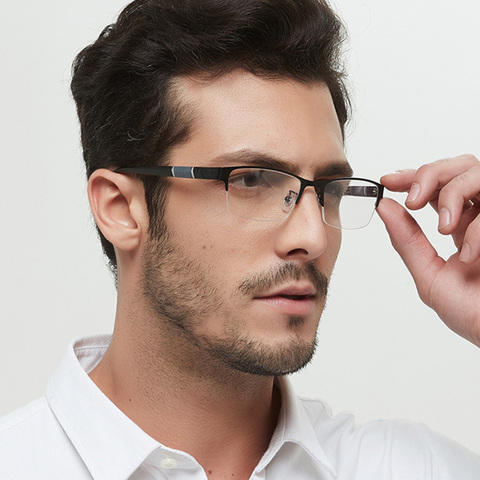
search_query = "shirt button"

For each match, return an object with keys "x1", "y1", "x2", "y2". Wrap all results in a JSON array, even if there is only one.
[{"x1": 160, "y1": 458, "x2": 178, "y2": 469}]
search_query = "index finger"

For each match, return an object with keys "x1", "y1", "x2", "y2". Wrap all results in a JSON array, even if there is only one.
[{"x1": 381, "y1": 155, "x2": 479, "y2": 209}]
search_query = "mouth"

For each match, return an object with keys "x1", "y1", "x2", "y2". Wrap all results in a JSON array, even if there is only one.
[
  {"x1": 276, "y1": 294, "x2": 314, "y2": 300},
  {"x1": 257, "y1": 284, "x2": 317, "y2": 299},
  {"x1": 253, "y1": 285, "x2": 318, "y2": 316}
]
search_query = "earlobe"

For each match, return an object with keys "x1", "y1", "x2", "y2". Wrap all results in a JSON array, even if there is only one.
[{"x1": 87, "y1": 169, "x2": 147, "y2": 252}]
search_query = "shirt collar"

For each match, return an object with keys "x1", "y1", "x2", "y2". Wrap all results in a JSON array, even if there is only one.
[
  {"x1": 257, "y1": 376, "x2": 337, "y2": 478},
  {"x1": 46, "y1": 335, "x2": 336, "y2": 479},
  {"x1": 46, "y1": 335, "x2": 161, "y2": 480}
]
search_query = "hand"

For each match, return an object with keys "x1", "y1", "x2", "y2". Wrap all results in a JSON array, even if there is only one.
[{"x1": 378, "y1": 154, "x2": 480, "y2": 347}]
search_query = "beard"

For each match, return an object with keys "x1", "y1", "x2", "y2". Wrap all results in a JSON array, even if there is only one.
[{"x1": 142, "y1": 224, "x2": 329, "y2": 377}]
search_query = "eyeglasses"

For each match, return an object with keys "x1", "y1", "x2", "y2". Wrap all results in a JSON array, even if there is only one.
[{"x1": 115, "y1": 165, "x2": 384, "y2": 230}]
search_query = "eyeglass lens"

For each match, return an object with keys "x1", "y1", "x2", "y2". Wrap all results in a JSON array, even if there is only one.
[{"x1": 226, "y1": 168, "x2": 379, "y2": 229}]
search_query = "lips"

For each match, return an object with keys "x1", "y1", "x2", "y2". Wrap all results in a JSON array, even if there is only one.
[
  {"x1": 253, "y1": 284, "x2": 318, "y2": 316},
  {"x1": 256, "y1": 284, "x2": 317, "y2": 300}
]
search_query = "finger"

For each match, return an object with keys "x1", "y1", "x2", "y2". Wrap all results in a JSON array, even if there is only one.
[
  {"x1": 406, "y1": 192, "x2": 470, "y2": 219},
  {"x1": 381, "y1": 154, "x2": 479, "y2": 210},
  {"x1": 382, "y1": 170, "x2": 443, "y2": 212},
  {"x1": 376, "y1": 197, "x2": 444, "y2": 306},
  {"x1": 436, "y1": 163, "x2": 480, "y2": 235},
  {"x1": 404, "y1": 155, "x2": 479, "y2": 210},
  {"x1": 457, "y1": 205, "x2": 480, "y2": 263},
  {"x1": 380, "y1": 169, "x2": 416, "y2": 192},
  {"x1": 436, "y1": 202, "x2": 480, "y2": 251}
]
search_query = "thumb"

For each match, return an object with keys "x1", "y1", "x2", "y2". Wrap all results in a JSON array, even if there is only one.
[{"x1": 376, "y1": 197, "x2": 444, "y2": 305}]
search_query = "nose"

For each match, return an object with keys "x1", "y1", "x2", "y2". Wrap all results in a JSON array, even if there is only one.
[{"x1": 274, "y1": 187, "x2": 330, "y2": 262}]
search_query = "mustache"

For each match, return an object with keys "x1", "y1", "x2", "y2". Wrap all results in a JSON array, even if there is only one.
[{"x1": 237, "y1": 262, "x2": 329, "y2": 297}]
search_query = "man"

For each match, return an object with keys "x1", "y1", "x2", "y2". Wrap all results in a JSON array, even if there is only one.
[{"x1": 1, "y1": 0, "x2": 479, "y2": 478}]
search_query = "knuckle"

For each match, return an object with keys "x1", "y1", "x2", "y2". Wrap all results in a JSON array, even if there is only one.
[
  {"x1": 404, "y1": 228, "x2": 426, "y2": 249},
  {"x1": 412, "y1": 163, "x2": 437, "y2": 187},
  {"x1": 459, "y1": 153, "x2": 479, "y2": 165},
  {"x1": 390, "y1": 225, "x2": 425, "y2": 253},
  {"x1": 442, "y1": 153, "x2": 478, "y2": 166},
  {"x1": 471, "y1": 163, "x2": 480, "y2": 178},
  {"x1": 449, "y1": 171, "x2": 470, "y2": 187},
  {"x1": 415, "y1": 163, "x2": 435, "y2": 178},
  {"x1": 440, "y1": 167, "x2": 480, "y2": 201}
]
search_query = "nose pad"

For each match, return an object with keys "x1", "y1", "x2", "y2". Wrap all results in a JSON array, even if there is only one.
[{"x1": 282, "y1": 190, "x2": 298, "y2": 213}]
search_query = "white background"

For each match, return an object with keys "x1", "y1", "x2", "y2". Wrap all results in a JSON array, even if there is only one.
[{"x1": 0, "y1": 0, "x2": 479, "y2": 454}]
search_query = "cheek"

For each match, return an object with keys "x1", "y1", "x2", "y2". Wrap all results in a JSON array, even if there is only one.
[
  {"x1": 321, "y1": 228, "x2": 342, "y2": 271},
  {"x1": 178, "y1": 218, "x2": 250, "y2": 269},
  {"x1": 200, "y1": 223, "x2": 276, "y2": 289}
]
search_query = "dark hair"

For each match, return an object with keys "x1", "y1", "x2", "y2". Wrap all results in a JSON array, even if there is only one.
[{"x1": 71, "y1": 0, "x2": 350, "y2": 275}]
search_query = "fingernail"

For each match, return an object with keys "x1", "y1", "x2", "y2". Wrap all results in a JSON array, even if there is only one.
[
  {"x1": 459, "y1": 243, "x2": 471, "y2": 263},
  {"x1": 438, "y1": 208, "x2": 450, "y2": 230},
  {"x1": 406, "y1": 183, "x2": 420, "y2": 203}
]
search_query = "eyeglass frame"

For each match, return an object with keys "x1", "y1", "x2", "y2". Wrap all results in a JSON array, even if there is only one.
[{"x1": 114, "y1": 165, "x2": 384, "y2": 225}]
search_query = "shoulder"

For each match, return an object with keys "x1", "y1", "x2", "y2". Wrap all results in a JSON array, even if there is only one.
[
  {"x1": 0, "y1": 398, "x2": 52, "y2": 438},
  {"x1": 0, "y1": 398, "x2": 89, "y2": 479},
  {"x1": 298, "y1": 396, "x2": 480, "y2": 479}
]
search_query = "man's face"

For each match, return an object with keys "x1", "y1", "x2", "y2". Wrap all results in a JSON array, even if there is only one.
[{"x1": 142, "y1": 71, "x2": 348, "y2": 376}]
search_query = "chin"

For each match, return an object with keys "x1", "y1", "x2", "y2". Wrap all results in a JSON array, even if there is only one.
[{"x1": 206, "y1": 332, "x2": 318, "y2": 377}]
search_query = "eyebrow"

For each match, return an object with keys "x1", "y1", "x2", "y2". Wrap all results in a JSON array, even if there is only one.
[{"x1": 208, "y1": 149, "x2": 354, "y2": 179}]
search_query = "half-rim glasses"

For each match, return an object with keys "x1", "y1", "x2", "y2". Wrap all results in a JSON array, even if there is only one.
[{"x1": 115, "y1": 165, "x2": 384, "y2": 230}]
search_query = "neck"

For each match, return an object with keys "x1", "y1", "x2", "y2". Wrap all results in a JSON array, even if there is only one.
[{"x1": 89, "y1": 309, "x2": 282, "y2": 480}]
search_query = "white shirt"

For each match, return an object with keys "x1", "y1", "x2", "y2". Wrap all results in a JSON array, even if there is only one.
[{"x1": 0, "y1": 335, "x2": 479, "y2": 479}]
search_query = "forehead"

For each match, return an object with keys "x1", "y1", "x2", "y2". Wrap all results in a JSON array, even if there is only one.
[{"x1": 171, "y1": 70, "x2": 348, "y2": 175}]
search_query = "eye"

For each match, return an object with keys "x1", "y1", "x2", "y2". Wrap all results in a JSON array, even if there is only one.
[
  {"x1": 329, "y1": 182, "x2": 346, "y2": 196},
  {"x1": 235, "y1": 171, "x2": 263, "y2": 187},
  {"x1": 229, "y1": 169, "x2": 276, "y2": 189},
  {"x1": 229, "y1": 170, "x2": 270, "y2": 188},
  {"x1": 323, "y1": 180, "x2": 348, "y2": 206}
]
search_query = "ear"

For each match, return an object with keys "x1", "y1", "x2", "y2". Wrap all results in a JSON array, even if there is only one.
[{"x1": 87, "y1": 169, "x2": 148, "y2": 253}]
